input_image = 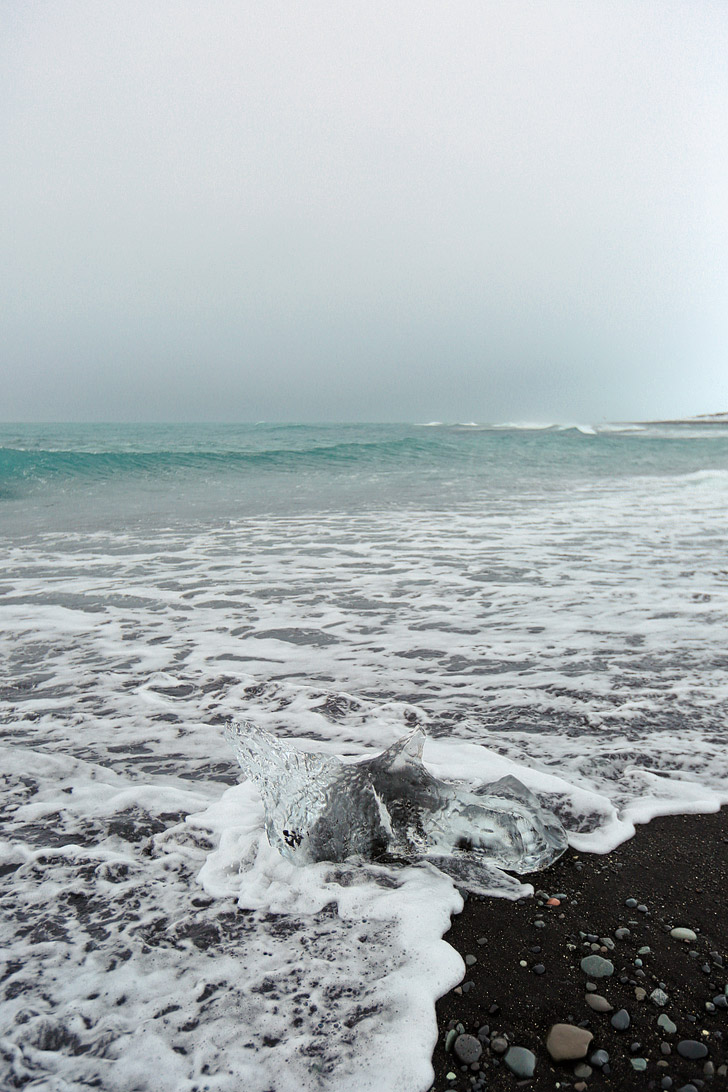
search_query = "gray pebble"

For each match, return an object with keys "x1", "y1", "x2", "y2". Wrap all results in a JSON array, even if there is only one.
[
  {"x1": 465, "y1": 954, "x2": 477, "y2": 966},
  {"x1": 580, "y1": 954, "x2": 614, "y2": 977},
  {"x1": 454, "y1": 1034, "x2": 483, "y2": 1064},
  {"x1": 650, "y1": 988, "x2": 669, "y2": 1006},
  {"x1": 611, "y1": 1008, "x2": 630, "y2": 1031},
  {"x1": 637, "y1": 904, "x2": 648, "y2": 913},
  {"x1": 574, "y1": 1063, "x2": 592, "y2": 1078},
  {"x1": 670, "y1": 927, "x2": 697, "y2": 942},
  {"x1": 677, "y1": 1039, "x2": 708, "y2": 1060},
  {"x1": 615, "y1": 927, "x2": 631, "y2": 940},
  {"x1": 590, "y1": 1049, "x2": 609, "y2": 1067},
  {"x1": 660, "y1": 1079, "x2": 673, "y2": 1090},
  {"x1": 625, "y1": 898, "x2": 638, "y2": 907},
  {"x1": 661, "y1": 1043, "x2": 672, "y2": 1055},
  {"x1": 657, "y1": 1014, "x2": 677, "y2": 1034},
  {"x1": 713, "y1": 994, "x2": 728, "y2": 1009},
  {"x1": 490, "y1": 1036, "x2": 508, "y2": 1054},
  {"x1": 631, "y1": 1058, "x2": 647, "y2": 1071},
  {"x1": 532, "y1": 963, "x2": 545, "y2": 975},
  {"x1": 585, "y1": 993, "x2": 613, "y2": 1012},
  {"x1": 504, "y1": 1046, "x2": 536, "y2": 1078}
]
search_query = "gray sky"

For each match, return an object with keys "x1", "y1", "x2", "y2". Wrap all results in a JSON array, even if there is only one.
[{"x1": 2, "y1": 1, "x2": 727, "y2": 423}]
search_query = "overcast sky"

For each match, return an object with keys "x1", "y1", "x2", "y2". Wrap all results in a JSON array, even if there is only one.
[{"x1": 2, "y1": 1, "x2": 727, "y2": 423}]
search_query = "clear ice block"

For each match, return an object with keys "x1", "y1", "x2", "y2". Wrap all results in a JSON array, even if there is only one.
[{"x1": 225, "y1": 721, "x2": 567, "y2": 894}]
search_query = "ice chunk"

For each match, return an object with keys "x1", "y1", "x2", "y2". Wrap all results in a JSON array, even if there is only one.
[{"x1": 225, "y1": 722, "x2": 567, "y2": 895}]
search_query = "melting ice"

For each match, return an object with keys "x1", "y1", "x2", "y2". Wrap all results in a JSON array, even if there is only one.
[{"x1": 226, "y1": 721, "x2": 568, "y2": 895}]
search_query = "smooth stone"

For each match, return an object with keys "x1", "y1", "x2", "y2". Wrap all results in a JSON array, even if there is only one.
[
  {"x1": 676, "y1": 1085, "x2": 699, "y2": 1092},
  {"x1": 638, "y1": 946, "x2": 651, "y2": 955},
  {"x1": 580, "y1": 955, "x2": 614, "y2": 978},
  {"x1": 590, "y1": 1049, "x2": 610, "y2": 1067},
  {"x1": 546, "y1": 1024, "x2": 593, "y2": 1062},
  {"x1": 631, "y1": 1058, "x2": 647, "y2": 1071},
  {"x1": 671, "y1": 927, "x2": 698, "y2": 942},
  {"x1": 615, "y1": 927, "x2": 631, "y2": 940},
  {"x1": 704, "y1": 1061, "x2": 715, "y2": 1077},
  {"x1": 611, "y1": 1009, "x2": 630, "y2": 1031},
  {"x1": 625, "y1": 898, "x2": 638, "y2": 907},
  {"x1": 635, "y1": 987, "x2": 647, "y2": 1001},
  {"x1": 445, "y1": 1028, "x2": 458, "y2": 1052},
  {"x1": 657, "y1": 1014, "x2": 677, "y2": 1034},
  {"x1": 504, "y1": 1046, "x2": 536, "y2": 1078},
  {"x1": 490, "y1": 1036, "x2": 508, "y2": 1054},
  {"x1": 713, "y1": 994, "x2": 728, "y2": 1009},
  {"x1": 453, "y1": 1034, "x2": 483, "y2": 1064},
  {"x1": 677, "y1": 1040, "x2": 708, "y2": 1060},
  {"x1": 651, "y1": 988, "x2": 669, "y2": 1006},
  {"x1": 532, "y1": 963, "x2": 545, "y2": 975},
  {"x1": 585, "y1": 993, "x2": 613, "y2": 1012},
  {"x1": 637, "y1": 904, "x2": 648, "y2": 913},
  {"x1": 661, "y1": 1079, "x2": 674, "y2": 1089},
  {"x1": 465, "y1": 954, "x2": 477, "y2": 966},
  {"x1": 574, "y1": 1063, "x2": 592, "y2": 1078}
]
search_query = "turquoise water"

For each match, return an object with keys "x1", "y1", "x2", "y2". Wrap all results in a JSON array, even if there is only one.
[{"x1": 3, "y1": 421, "x2": 728, "y2": 530}]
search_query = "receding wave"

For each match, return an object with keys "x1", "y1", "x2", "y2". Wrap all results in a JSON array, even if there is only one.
[{"x1": 0, "y1": 435, "x2": 443, "y2": 491}]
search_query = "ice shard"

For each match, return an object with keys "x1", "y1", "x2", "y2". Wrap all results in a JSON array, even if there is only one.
[{"x1": 225, "y1": 721, "x2": 567, "y2": 894}]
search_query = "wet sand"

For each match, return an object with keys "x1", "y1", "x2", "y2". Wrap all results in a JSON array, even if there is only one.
[{"x1": 431, "y1": 808, "x2": 728, "y2": 1091}]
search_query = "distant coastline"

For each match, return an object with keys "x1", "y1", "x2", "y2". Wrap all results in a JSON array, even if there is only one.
[{"x1": 640, "y1": 411, "x2": 728, "y2": 425}]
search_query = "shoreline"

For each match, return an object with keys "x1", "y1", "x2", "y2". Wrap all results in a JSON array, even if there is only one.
[{"x1": 431, "y1": 808, "x2": 728, "y2": 1091}]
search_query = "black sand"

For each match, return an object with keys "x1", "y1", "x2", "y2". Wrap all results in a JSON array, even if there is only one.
[{"x1": 431, "y1": 808, "x2": 728, "y2": 1091}]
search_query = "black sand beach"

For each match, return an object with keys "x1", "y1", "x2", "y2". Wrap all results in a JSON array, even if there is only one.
[{"x1": 431, "y1": 808, "x2": 728, "y2": 1091}]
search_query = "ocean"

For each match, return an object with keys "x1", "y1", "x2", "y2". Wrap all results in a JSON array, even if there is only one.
[{"x1": 2, "y1": 421, "x2": 728, "y2": 1091}]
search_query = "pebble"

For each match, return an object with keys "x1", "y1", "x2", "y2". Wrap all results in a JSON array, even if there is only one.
[
  {"x1": 661, "y1": 1079, "x2": 674, "y2": 1090},
  {"x1": 712, "y1": 994, "x2": 728, "y2": 1009},
  {"x1": 657, "y1": 1014, "x2": 677, "y2": 1034},
  {"x1": 625, "y1": 898, "x2": 638, "y2": 908},
  {"x1": 635, "y1": 987, "x2": 647, "y2": 1001},
  {"x1": 677, "y1": 1040, "x2": 708, "y2": 1060},
  {"x1": 445, "y1": 1029, "x2": 458, "y2": 1052},
  {"x1": 704, "y1": 1061, "x2": 715, "y2": 1077},
  {"x1": 574, "y1": 1063, "x2": 592, "y2": 1078},
  {"x1": 574, "y1": 1084, "x2": 587, "y2": 1092},
  {"x1": 638, "y1": 946, "x2": 651, "y2": 955},
  {"x1": 671, "y1": 927, "x2": 698, "y2": 942},
  {"x1": 637, "y1": 904, "x2": 648, "y2": 913},
  {"x1": 454, "y1": 1034, "x2": 483, "y2": 1064},
  {"x1": 490, "y1": 1036, "x2": 508, "y2": 1054},
  {"x1": 661, "y1": 1043, "x2": 672, "y2": 1055},
  {"x1": 532, "y1": 963, "x2": 545, "y2": 975},
  {"x1": 504, "y1": 1046, "x2": 536, "y2": 1078},
  {"x1": 477, "y1": 1025, "x2": 490, "y2": 1041},
  {"x1": 585, "y1": 993, "x2": 613, "y2": 1012},
  {"x1": 611, "y1": 1008, "x2": 631, "y2": 1031},
  {"x1": 651, "y1": 988, "x2": 669, "y2": 1006},
  {"x1": 631, "y1": 1058, "x2": 648, "y2": 1071},
  {"x1": 615, "y1": 927, "x2": 631, "y2": 940},
  {"x1": 545, "y1": 1024, "x2": 593, "y2": 1061},
  {"x1": 580, "y1": 954, "x2": 614, "y2": 977},
  {"x1": 465, "y1": 954, "x2": 477, "y2": 966},
  {"x1": 590, "y1": 1049, "x2": 609, "y2": 1067},
  {"x1": 534, "y1": 920, "x2": 546, "y2": 929},
  {"x1": 476, "y1": 936, "x2": 487, "y2": 946}
]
